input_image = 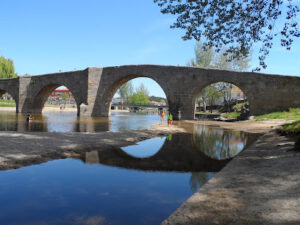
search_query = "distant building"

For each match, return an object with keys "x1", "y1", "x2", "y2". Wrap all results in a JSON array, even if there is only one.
[
  {"x1": 47, "y1": 88, "x2": 75, "y2": 105},
  {"x1": 150, "y1": 100, "x2": 164, "y2": 106},
  {"x1": 0, "y1": 93, "x2": 13, "y2": 100}
]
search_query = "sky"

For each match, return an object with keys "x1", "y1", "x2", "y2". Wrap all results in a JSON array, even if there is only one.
[{"x1": 1, "y1": 0, "x2": 299, "y2": 98}]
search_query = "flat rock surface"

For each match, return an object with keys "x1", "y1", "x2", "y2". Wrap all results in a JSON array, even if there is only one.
[
  {"x1": 162, "y1": 131, "x2": 300, "y2": 225},
  {"x1": 0, "y1": 124, "x2": 184, "y2": 170}
]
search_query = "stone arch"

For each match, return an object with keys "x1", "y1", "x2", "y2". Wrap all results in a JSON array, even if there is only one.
[
  {"x1": 0, "y1": 88, "x2": 18, "y2": 112},
  {"x1": 97, "y1": 73, "x2": 170, "y2": 117},
  {"x1": 30, "y1": 83, "x2": 82, "y2": 115},
  {"x1": 191, "y1": 79, "x2": 253, "y2": 118}
]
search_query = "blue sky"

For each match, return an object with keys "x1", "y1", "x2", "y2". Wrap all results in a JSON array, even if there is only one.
[{"x1": 1, "y1": 0, "x2": 299, "y2": 98}]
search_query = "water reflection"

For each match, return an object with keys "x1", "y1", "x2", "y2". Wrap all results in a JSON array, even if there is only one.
[
  {"x1": 0, "y1": 158, "x2": 196, "y2": 225},
  {"x1": 193, "y1": 124, "x2": 248, "y2": 160},
  {"x1": 190, "y1": 172, "x2": 215, "y2": 192},
  {"x1": 121, "y1": 137, "x2": 166, "y2": 158},
  {"x1": 77, "y1": 131, "x2": 258, "y2": 173}
]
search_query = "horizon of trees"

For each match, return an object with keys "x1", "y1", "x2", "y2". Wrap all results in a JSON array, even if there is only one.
[
  {"x1": 117, "y1": 80, "x2": 167, "y2": 106},
  {"x1": 0, "y1": 56, "x2": 18, "y2": 79}
]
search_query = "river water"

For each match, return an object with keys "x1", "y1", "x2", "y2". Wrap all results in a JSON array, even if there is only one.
[{"x1": 0, "y1": 111, "x2": 259, "y2": 225}]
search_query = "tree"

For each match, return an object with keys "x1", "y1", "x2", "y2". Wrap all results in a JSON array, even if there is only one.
[
  {"x1": 136, "y1": 83, "x2": 149, "y2": 96},
  {"x1": 118, "y1": 81, "x2": 133, "y2": 104},
  {"x1": 61, "y1": 93, "x2": 69, "y2": 101},
  {"x1": 128, "y1": 83, "x2": 150, "y2": 105},
  {"x1": 154, "y1": 0, "x2": 299, "y2": 70},
  {"x1": 198, "y1": 85, "x2": 222, "y2": 113},
  {"x1": 213, "y1": 48, "x2": 251, "y2": 71},
  {"x1": 187, "y1": 41, "x2": 214, "y2": 68},
  {"x1": 0, "y1": 56, "x2": 18, "y2": 79},
  {"x1": 190, "y1": 42, "x2": 250, "y2": 112}
]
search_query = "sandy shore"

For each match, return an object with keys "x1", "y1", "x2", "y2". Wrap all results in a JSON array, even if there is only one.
[{"x1": 177, "y1": 119, "x2": 290, "y2": 134}]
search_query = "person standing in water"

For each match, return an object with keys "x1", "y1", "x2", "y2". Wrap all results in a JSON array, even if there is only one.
[
  {"x1": 167, "y1": 113, "x2": 173, "y2": 125},
  {"x1": 26, "y1": 114, "x2": 33, "y2": 122},
  {"x1": 160, "y1": 110, "x2": 165, "y2": 124}
]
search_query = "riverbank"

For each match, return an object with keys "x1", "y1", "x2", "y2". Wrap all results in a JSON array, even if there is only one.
[
  {"x1": 177, "y1": 119, "x2": 290, "y2": 134},
  {"x1": 162, "y1": 129, "x2": 300, "y2": 225},
  {"x1": 0, "y1": 124, "x2": 185, "y2": 170}
]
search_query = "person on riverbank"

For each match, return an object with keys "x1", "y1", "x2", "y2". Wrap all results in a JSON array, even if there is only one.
[
  {"x1": 167, "y1": 113, "x2": 173, "y2": 125},
  {"x1": 160, "y1": 110, "x2": 165, "y2": 124}
]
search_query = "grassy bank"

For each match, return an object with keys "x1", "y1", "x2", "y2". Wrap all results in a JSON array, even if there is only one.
[
  {"x1": 0, "y1": 99, "x2": 16, "y2": 107},
  {"x1": 257, "y1": 108, "x2": 300, "y2": 150},
  {"x1": 221, "y1": 112, "x2": 240, "y2": 119},
  {"x1": 255, "y1": 108, "x2": 300, "y2": 121},
  {"x1": 281, "y1": 121, "x2": 300, "y2": 135}
]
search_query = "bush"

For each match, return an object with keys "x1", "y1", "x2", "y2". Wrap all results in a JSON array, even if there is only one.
[
  {"x1": 233, "y1": 102, "x2": 247, "y2": 112},
  {"x1": 282, "y1": 121, "x2": 300, "y2": 135}
]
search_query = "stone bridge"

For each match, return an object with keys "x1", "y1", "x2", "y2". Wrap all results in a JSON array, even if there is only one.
[{"x1": 0, "y1": 65, "x2": 300, "y2": 120}]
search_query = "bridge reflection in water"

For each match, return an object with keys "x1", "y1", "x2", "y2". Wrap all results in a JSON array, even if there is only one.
[
  {"x1": 78, "y1": 128, "x2": 259, "y2": 173},
  {"x1": 77, "y1": 129, "x2": 259, "y2": 192}
]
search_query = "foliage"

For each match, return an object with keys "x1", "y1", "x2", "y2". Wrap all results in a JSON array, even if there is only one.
[
  {"x1": 129, "y1": 93, "x2": 150, "y2": 105},
  {"x1": 154, "y1": 0, "x2": 300, "y2": 70},
  {"x1": 255, "y1": 108, "x2": 300, "y2": 121},
  {"x1": 282, "y1": 121, "x2": 300, "y2": 134},
  {"x1": 191, "y1": 42, "x2": 250, "y2": 113},
  {"x1": 0, "y1": 99, "x2": 16, "y2": 107},
  {"x1": 233, "y1": 102, "x2": 247, "y2": 112},
  {"x1": 61, "y1": 93, "x2": 69, "y2": 101},
  {"x1": 0, "y1": 99, "x2": 15, "y2": 104},
  {"x1": 221, "y1": 112, "x2": 241, "y2": 119},
  {"x1": 0, "y1": 56, "x2": 18, "y2": 79},
  {"x1": 118, "y1": 81, "x2": 134, "y2": 103},
  {"x1": 128, "y1": 83, "x2": 150, "y2": 105},
  {"x1": 187, "y1": 41, "x2": 214, "y2": 68},
  {"x1": 198, "y1": 84, "x2": 222, "y2": 112},
  {"x1": 135, "y1": 83, "x2": 149, "y2": 96},
  {"x1": 193, "y1": 125, "x2": 245, "y2": 160},
  {"x1": 188, "y1": 41, "x2": 251, "y2": 71}
]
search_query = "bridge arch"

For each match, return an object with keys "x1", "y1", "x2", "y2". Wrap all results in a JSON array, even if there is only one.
[
  {"x1": 29, "y1": 83, "x2": 82, "y2": 115},
  {"x1": 0, "y1": 89, "x2": 18, "y2": 112},
  {"x1": 95, "y1": 73, "x2": 171, "y2": 117},
  {"x1": 191, "y1": 79, "x2": 254, "y2": 118}
]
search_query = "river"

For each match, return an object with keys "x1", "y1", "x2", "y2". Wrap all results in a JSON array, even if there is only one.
[{"x1": 0, "y1": 110, "x2": 258, "y2": 225}]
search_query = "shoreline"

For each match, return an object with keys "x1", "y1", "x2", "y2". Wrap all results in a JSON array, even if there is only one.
[{"x1": 177, "y1": 119, "x2": 289, "y2": 134}]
